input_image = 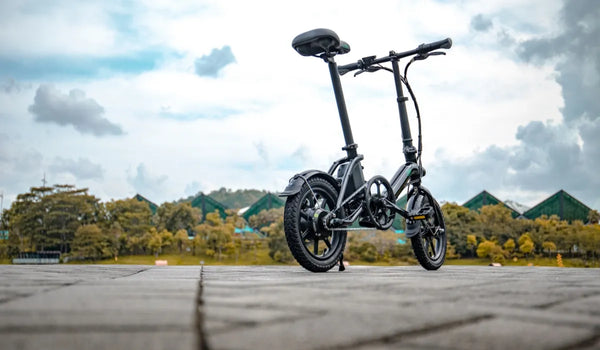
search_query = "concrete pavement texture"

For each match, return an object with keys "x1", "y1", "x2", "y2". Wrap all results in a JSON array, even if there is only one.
[{"x1": 0, "y1": 265, "x2": 599, "y2": 350}]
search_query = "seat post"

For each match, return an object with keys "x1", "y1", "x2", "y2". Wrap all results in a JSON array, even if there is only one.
[{"x1": 327, "y1": 58, "x2": 357, "y2": 158}]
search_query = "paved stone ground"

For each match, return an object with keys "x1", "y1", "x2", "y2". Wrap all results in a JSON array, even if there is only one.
[{"x1": 1, "y1": 265, "x2": 599, "y2": 350}]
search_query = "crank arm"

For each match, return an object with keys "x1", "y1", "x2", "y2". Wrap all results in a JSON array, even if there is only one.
[{"x1": 382, "y1": 198, "x2": 410, "y2": 218}]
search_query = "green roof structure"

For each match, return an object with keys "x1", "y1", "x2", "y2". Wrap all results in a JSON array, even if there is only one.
[
  {"x1": 134, "y1": 194, "x2": 158, "y2": 215},
  {"x1": 242, "y1": 193, "x2": 284, "y2": 221},
  {"x1": 523, "y1": 190, "x2": 592, "y2": 223},
  {"x1": 190, "y1": 193, "x2": 228, "y2": 220},
  {"x1": 462, "y1": 190, "x2": 520, "y2": 218}
]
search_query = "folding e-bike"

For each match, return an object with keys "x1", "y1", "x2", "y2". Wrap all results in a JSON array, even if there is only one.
[{"x1": 280, "y1": 29, "x2": 451, "y2": 272}]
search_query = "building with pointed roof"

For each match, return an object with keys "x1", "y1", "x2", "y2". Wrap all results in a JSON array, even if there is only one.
[
  {"x1": 523, "y1": 190, "x2": 592, "y2": 223},
  {"x1": 462, "y1": 190, "x2": 521, "y2": 218},
  {"x1": 190, "y1": 193, "x2": 228, "y2": 220},
  {"x1": 133, "y1": 194, "x2": 158, "y2": 215},
  {"x1": 242, "y1": 193, "x2": 284, "y2": 221}
]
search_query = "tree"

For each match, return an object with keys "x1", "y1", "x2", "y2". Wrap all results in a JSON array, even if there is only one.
[
  {"x1": 146, "y1": 228, "x2": 162, "y2": 258},
  {"x1": 579, "y1": 224, "x2": 600, "y2": 263},
  {"x1": 264, "y1": 218, "x2": 293, "y2": 263},
  {"x1": 479, "y1": 204, "x2": 513, "y2": 242},
  {"x1": 225, "y1": 209, "x2": 246, "y2": 229},
  {"x1": 503, "y1": 238, "x2": 516, "y2": 255},
  {"x1": 104, "y1": 222, "x2": 125, "y2": 260},
  {"x1": 518, "y1": 233, "x2": 535, "y2": 258},
  {"x1": 442, "y1": 203, "x2": 480, "y2": 257},
  {"x1": 105, "y1": 198, "x2": 152, "y2": 238},
  {"x1": 542, "y1": 241, "x2": 557, "y2": 257},
  {"x1": 156, "y1": 202, "x2": 201, "y2": 233},
  {"x1": 531, "y1": 215, "x2": 568, "y2": 255},
  {"x1": 346, "y1": 232, "x2": 379, "y2": 262},
  {"x1": 466, "y1": 234, "x2": 478, "y2": 257},
  {"x1": 5, "y1": 185, "x2": 101, "y2": 254},
  {"x1": 71, "y1": 224, "x2": 107, "y2": 260},
  {"x1": 174, "y1": 229, "x2": 190, "y2": 255},
  {"x1": 44, "y1": 185, "x2": 101, "y2": 253},
  {"x1": 248, "y1": 208, "x2": 284, "y2": 230},
  {"x1": 588, "y1": 210, "x2": 600, "y2": 224},
  {"x1": 370, "y1": 230, "x2": 400, "y2": 259},
  {"x1": 194, "y1": 211, "x2": 234, "y2": 260},
  {"x1": 476, "y1": 240, "x2": 494, "y2": 259},
  {"x1": 476, "y1": 240, "x2": 507, "y2": 263}
]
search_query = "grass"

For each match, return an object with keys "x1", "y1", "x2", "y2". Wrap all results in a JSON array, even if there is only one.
[
  {"x1": 3, "y1": 248, "x2": 599, "y2": 268},
  {"x1": 62, "y1": 256, "x2": 598, "y2": 268},
  {"x1": 79, "y1": 248, "x2": 286, "y2": 266}
]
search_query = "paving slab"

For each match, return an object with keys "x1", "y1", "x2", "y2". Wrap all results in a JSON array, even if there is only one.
[
  {"x1": 1, "y1": 265, "x2": 599, "y2": 350},
  {"x1": 0, "y1": 265, "x2": 201, "y2": 350},
  {"x1": 201, "y1": 266, "x2": 600, "y2": 350}
]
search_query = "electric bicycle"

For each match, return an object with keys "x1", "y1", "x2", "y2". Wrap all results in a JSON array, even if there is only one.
[{"x1": 280, "y1": 28, "x2": 451, "y2": 272}]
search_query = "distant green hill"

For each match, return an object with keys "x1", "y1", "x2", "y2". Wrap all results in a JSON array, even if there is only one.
[{"x1": 207, "y1": 188, "x2": 270, "y2": 209}]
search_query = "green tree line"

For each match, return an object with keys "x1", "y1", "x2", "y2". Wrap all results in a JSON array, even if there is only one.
[
  {"x1": 1, "y1": 185, "x2": 598, "y2": 266},
  {"x1": 0, "y1": 185, "x2": 276, "y2": 262},
  {"x1": 443, "y1": 203, "x2": 600, "y2": 265}
]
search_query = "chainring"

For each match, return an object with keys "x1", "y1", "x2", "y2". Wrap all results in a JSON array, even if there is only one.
[{"x1": 364, "y1": 175, "x2": 395, "y2": 230}]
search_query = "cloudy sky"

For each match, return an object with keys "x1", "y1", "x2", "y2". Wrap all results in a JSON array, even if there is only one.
[{"x1": 0, "y1": 0, "x2": 598, "y2": 211}]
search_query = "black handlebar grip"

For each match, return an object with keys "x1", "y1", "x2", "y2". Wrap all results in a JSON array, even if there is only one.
[
  {"x1": 338, "y1": 62, "x2": 360, "y2": 75},
  {"x1": 417, "y1": 37, "x2": 452, "y2": 54}
]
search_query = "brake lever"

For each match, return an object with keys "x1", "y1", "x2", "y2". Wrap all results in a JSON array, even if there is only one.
[
  {"x1": 353, "y1": 65, "x2": 393, "y2": 77},
  {"x1": 414, "y1": 51, "x2": 446, "y2": 61},
  {"x1": 353, "y1": 66, "x2": 380, "y2": 77}
]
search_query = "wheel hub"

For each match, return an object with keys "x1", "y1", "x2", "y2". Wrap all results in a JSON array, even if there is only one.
[{"x1": 310, "y1": 208, "x2": 331, "y2": 237}]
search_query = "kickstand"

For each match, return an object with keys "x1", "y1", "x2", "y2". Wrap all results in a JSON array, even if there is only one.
[{"x1": 339, "y1": 254, "x2": 346, "y2": 272}]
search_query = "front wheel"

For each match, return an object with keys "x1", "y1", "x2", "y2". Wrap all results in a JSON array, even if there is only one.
[
  {"x1": 409, "y1": 192, "x2": 446, "y2": 270},
  {"x1": 284, "y1": 177, "x2": 346, "y2": 272}
]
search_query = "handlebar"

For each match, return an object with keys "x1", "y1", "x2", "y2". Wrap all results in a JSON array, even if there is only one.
[
  {"x1": 338, "y1": 37, "x2": 452, "y2": 75},
  {"x1": 416, "y1": 38, "x2": 452, "y2": 54}
]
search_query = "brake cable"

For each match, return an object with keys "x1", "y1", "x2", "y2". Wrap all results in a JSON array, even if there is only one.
[
  {"x1": 353, "y1": 51, "x2": 445, "y2": 178},
  {"x1": 402, "y1": 51, "x2": 445, "y2": 177}
]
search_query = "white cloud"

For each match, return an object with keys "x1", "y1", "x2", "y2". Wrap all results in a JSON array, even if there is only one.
[
  {"x1": 49, "y1": 157, "x2": 104, "y2": 180},
  {"x1": 2, "y1": 0, "x2": 596, "y2": 212},
  {"x1": 28, "y1": 84, "x2": 124, "y2": 136}
]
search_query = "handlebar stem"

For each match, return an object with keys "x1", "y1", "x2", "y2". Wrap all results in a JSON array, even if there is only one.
[{"x1": 391, "y1": 58, "x2": 417, "y2": 163}]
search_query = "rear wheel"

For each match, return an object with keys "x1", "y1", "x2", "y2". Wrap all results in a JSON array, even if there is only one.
[
  {"x1": 284, "y1": 177, "x2": 346, "y2": 272},
  {"x1": 409, "y1": 193, "x2": 446, "y2": 270}
]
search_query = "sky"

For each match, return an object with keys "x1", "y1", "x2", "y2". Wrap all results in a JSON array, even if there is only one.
[{"x1": 0, "y1": 0, "x2": 599, "y2": 211}]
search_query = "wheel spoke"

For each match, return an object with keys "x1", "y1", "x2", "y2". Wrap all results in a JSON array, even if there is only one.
[
  {"x1": 313, "y1": 239, "x2": 319, "y2": 255},
  {"x1": 323, "y1": 238, "x2": 331, "y2": 249},
  {"x1": 316, "y1": 196, "x2": 326, "y2": 209},
  {"x1": 300, "y1": 211, "x2": 311, "y2": 221},
  {"x1": 301, "y1": 229, "x2": 309, "y2": 240},
  {"x1": 428, "y1": 238, "x2": 436, "y2": 257}
]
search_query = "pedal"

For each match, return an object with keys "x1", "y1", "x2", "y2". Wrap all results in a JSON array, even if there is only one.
[{"x1": 408, "y1": 206, "x2": 433, "y2": 221}]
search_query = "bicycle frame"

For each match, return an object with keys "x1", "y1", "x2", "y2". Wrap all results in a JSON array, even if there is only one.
[{"x1": 321, "y1": 54, "x2": 421, "y2": 228}]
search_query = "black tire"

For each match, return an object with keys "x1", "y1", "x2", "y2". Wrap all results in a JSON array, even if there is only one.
[
  {"x1": 409, "y1": 193, "x2": 446, "y2": 270},
  {"x1": 284, "y1": 177, "x2": 346, "y2": 272}
]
